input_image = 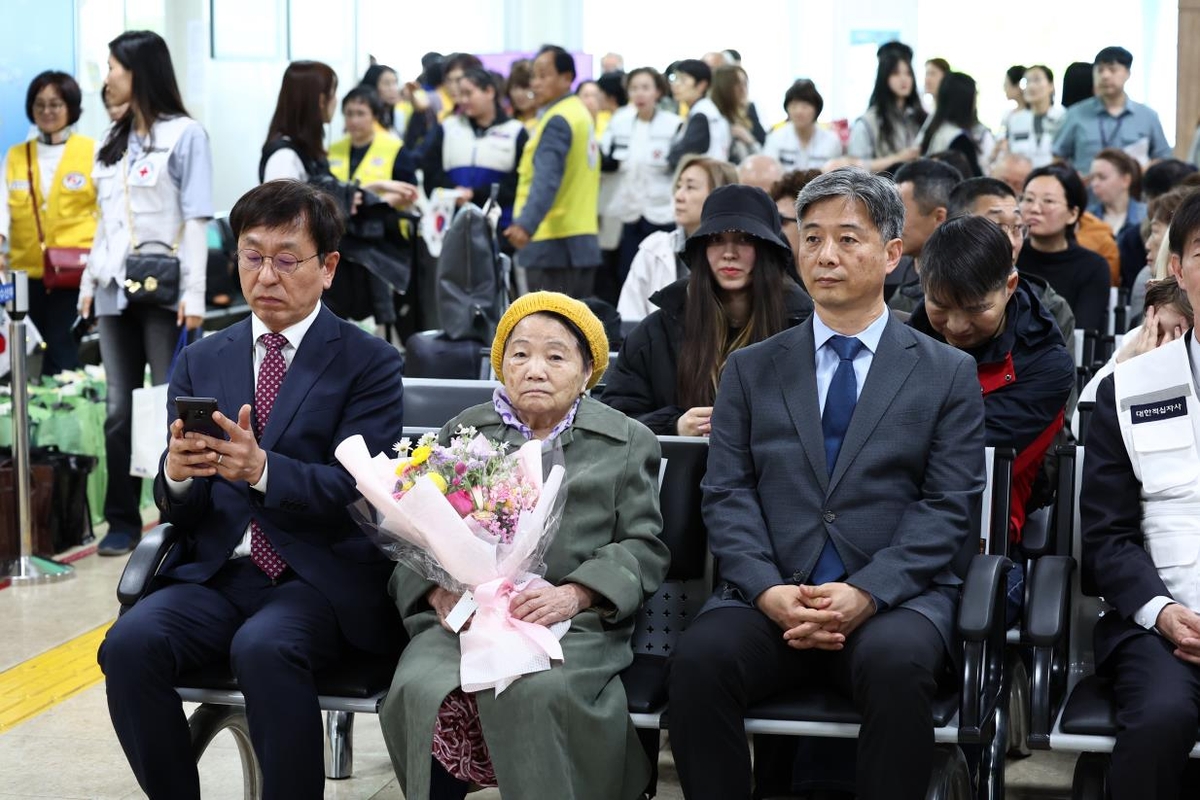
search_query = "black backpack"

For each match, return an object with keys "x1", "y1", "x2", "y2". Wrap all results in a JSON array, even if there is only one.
[{"x1": 436, "y1": 189, "x2": 510, "y2": 342}]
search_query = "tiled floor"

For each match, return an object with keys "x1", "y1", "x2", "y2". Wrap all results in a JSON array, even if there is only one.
[{"x1": 0, "y1": 547, "x2": 1077, "y2": 799}]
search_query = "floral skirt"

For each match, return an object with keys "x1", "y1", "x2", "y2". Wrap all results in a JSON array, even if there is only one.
[{"x1": 432, "y1": 689, "x2": 497, "y2": 786}]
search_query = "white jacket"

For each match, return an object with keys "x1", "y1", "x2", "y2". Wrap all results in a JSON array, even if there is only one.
[
  {"x1": 617, "y1": 228, "x2": 687, "y2": 322},
  {"x1": 1115, "y1": 336, "x2": 1200, "y2": 613},
  {"x1": 85, "y1": 115, "x2": 207, "y2": 316},
  {"x1": 600, "y1": 106, "x2": 681, "y2": 225}
]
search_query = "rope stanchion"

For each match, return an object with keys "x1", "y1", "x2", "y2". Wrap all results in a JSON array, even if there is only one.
[{"x1": 5, "y1": 271, "x2": 73, "y2": 584}]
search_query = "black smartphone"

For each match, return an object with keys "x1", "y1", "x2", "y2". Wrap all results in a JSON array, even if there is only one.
[{"x1": 175, "y1": 396, "x2": 224, "y2": 439}]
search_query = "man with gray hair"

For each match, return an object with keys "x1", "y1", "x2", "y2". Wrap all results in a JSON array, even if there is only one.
[{"x1": 669, "y1": 167, "x2": 986, "y2": 799}]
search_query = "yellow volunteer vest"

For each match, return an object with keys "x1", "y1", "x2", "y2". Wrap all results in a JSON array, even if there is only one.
[
  {"x1": 514, "y1": 95, "x2": 600, "y2": 242},
  {"x1": 372, "y1": 120, "x2": 404, "y2": 146},
  {"x1": 5, "y1": 135, "x2": 97, "y2": 278},
  {"x1": 327, "y1": 134, "x2": 402, "y2": 184}
]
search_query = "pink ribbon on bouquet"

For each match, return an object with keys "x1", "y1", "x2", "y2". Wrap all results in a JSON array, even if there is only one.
[{"x1": 458, "y1": 576, "x2": 568, "y2": 695}]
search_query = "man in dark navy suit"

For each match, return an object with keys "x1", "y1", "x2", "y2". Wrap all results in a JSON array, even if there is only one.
[{"x1": 98, "y1": 180, "x2": 404, "y2": 800}]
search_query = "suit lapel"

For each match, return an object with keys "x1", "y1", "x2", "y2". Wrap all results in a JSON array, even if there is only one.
[
  {"x1": 218, "y1": 320, "x2": 255, "y2": 416},
  {"x1": 774, "y1": 320, "x2": 829, "y2": 494},
  {"x1": 828, "y1": 315, "x2": 919, "y2": 495},
  {"x1": 258, "y1": 306, "x2": 342, "y2": 451}
]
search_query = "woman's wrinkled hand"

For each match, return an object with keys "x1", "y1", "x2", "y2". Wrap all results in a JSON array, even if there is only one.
[
  {"x1": 510, "y1": 583, "x2": 596, "y2": 627},
  {"x1": 428, "y1": 586, "x2": 465, "y2": 632}
]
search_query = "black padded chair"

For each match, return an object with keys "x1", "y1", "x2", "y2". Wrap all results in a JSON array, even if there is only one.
[
  {"x1": 1022, "y1": 444, "x2": 1171, "y2": 799},
  {"x1": 399, "y1": 377, "x2": 500, "y2": 429}
]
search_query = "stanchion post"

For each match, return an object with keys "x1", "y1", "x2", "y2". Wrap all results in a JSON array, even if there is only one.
[{"x1": 6, "y1": 270, "x2": 72, "y2": 584}]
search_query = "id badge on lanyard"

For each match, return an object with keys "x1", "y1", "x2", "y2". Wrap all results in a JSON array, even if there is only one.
[{"x1": 1098, "y1": 114, "x2": 1125, "y2": 150}]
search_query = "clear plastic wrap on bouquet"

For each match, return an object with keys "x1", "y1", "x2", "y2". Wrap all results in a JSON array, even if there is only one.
[{"x1": 335, "y1": 431, "x2": 570, "y2": 693}]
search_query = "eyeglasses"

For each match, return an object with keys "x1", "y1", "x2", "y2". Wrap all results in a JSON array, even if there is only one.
[
  {"x1": 33, "y1": 101, "x2": 66, "y2": 113},
  {"x1": 1019, "y1": 196, "x2": 1063, "y2": 210},
  {"x1": 996, "y1": 223, "x2": 1028, "y2": 239},
  {"x1": 237, "y1": 249, "x2": 319, "y2": 274}
]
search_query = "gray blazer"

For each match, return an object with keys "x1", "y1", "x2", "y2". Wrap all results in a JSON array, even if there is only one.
[{"x1": 700, "y1": 314, "x2": 987, "y2": 650}]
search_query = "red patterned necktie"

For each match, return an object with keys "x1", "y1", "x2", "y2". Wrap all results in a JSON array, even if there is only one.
[{"x1": 251, "y1": 332, "x2": 289, "y2": 580}]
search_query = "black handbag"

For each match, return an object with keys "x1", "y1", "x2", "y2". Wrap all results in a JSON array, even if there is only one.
[
  {"x1": 121, "y1": 151, "x2": 181, "y2": 305},
  {"x1": 124, "y1": 241, "x2": 181, "y2": 305}
]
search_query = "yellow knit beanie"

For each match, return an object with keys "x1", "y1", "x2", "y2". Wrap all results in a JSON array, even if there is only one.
[{"x1": 491, "y1": 292, "x2": 610, "y2": 389}]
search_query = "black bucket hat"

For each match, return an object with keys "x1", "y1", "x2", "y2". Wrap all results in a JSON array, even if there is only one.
[{"x1": 684, "y1": 184, "x2": 794, "y2": 263}]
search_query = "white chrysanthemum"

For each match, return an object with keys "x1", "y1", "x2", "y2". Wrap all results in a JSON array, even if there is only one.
[{"x1": 393, "y1": 437, "x2": 412, "y2": 454}]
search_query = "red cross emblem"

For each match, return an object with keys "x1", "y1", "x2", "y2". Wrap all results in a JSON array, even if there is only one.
[{"x1": 139, "y1": 166, "x2": 150, "y2": 177}]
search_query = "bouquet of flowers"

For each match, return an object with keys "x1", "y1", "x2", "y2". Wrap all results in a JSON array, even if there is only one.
[{"x1": 335, "y1": 426, "x2": 568, "y2": 694}]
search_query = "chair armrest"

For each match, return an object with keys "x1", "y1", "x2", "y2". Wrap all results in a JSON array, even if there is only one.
[
  {"x1": 958, "y1": 554, "x2": 1012, "y2": 740},
  {"x1": 1025, "y1": 556, "x2": 1074, "y2": 647},
  {"x1": 1026, "y1": 555, "x2": 1076, "y2": 749},
  {"x1": 116, "y1": 524, "x2": 179, "y2": 609},
  {"x1": 958, "y1": 553, "x2": 1012, "y2": 642},
  {"x1": 1021, "y1": 506, "x2": 1052, "y2": 558}
]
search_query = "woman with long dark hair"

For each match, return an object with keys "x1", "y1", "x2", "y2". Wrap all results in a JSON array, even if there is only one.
[
  {"x1": 919, "y1": 72, "x2": 993, "y2": 177},
  {"x1": 601, "y1": 184, "x2": 812, "y2": 435},
  {"x1": 710, "y1": 64, "x2": 764, "y2": 164},
  {"x1": 1016, "y1": 164, "x2": 1111, "y2": 332},
  {"x1": 260, "y1": 60, "x2": 338, "y2": 182},
  {"x1": 79, "y1": 30, "x2": 213, "y2": 555},
  {"x1": 846, "y1": 49, "x2": 927, "y2": 172}
]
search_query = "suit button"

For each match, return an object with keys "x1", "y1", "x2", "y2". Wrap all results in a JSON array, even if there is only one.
[
  {"x1": 792, "y1": 571, "x2": 803, "y2": 582},
  {"x1": 823, "y1": 511, "x2": 836, "y2": 523}
]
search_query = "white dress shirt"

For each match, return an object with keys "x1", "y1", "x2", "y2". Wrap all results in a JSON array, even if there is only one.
[
  {"x1": 812, "y1": 308, "x2": 890, "y2": 414},
  {"x1": 166, "y1": 302, "x2": 323, "y2": 558}
]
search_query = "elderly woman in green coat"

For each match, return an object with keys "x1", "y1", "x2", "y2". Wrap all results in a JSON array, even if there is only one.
[{"x1": 379, "y1": 291, "x2": 670, "y2": 800}]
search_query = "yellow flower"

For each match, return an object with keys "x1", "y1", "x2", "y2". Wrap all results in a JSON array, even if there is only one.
[
  {"x1": 410, "y1": 445, "x2": 432, "y2": 466},
  {"x1": 401, "y1": 480, "x2": 414, "y2": 492},
  {"x1": 427, "y1": 473, "x2": 448, "y2": 493},
  {"x1": 394, "y1": 459, "x2": 411, "y2": 477}
]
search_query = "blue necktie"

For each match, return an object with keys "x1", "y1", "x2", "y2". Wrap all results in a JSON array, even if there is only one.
[{"x1": 811, "y1": 335, "x2": 864, "y2": 584}]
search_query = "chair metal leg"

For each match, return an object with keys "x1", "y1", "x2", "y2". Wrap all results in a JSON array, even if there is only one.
[
  {"x1": 324, "y1": 710, "x2": 355, "y2": 780},
  {"x1": 979, "y1": 713, "x2": 1006, "y2": 800},
  {"x1": 189, "y1": 703, "x2": 263, "y2": 800},
  {"x1": 926, "y1": 745, "x2": 972, "y2": 800},
  {"x1": 1072, "y1": 753, "x2": 1110, "y2": 800},
  {"x1": 636, "y1": 728, "x2": 660, "y2": 798},
  {"x1": 1006, "y1": 654, "x2": 1032, "y2": 758}
]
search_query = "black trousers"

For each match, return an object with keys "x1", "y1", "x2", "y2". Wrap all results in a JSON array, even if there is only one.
[
  {"x1": 668, "y1": 605, "x2": 947, "y2": 800},
  {"x1": 1108, "y1": 630, "x2": 1200, "y2": 800},
  {"x1": 27, "y1": 278, "x2": 80, "y2": 376},
  {"x1": 98, "y1": 559, "x2": 345, "y2": 800},
  {"x1": 97, "y1": 305, "x2": 179, "y2": 535}
]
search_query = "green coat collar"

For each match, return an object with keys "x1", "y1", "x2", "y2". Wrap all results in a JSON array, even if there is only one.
[{"x1": 447, "y1": 396, "x2": 632, "y2": 446}]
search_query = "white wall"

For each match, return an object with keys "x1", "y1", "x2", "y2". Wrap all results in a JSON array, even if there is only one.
[{"x1": 52, "y1": 0, "x2": 1180, "y2": 212}]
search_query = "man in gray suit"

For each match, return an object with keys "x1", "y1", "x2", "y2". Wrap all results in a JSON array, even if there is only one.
[{"x1": 668, "y1": 168, "x2": 986, "y2": 800}]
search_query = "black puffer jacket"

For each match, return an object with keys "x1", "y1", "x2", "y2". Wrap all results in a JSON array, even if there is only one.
[{"x1": 600, "y1": 276, "x2": 813, "y2": 434}]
